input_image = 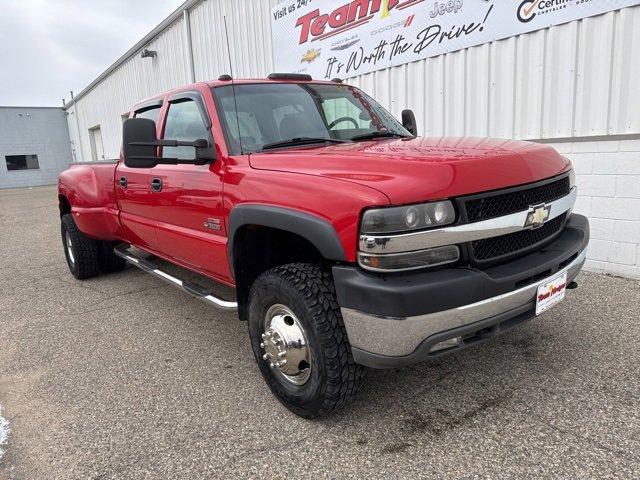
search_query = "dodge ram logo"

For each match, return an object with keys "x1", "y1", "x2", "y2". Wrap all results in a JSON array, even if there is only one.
[{"x1": 525, "y1": 204, "x2": 551, "y2": 229}]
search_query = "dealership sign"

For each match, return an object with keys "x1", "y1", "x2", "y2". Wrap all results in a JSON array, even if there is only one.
[{"x1": 271, "y1": 0, "x2": 640, "y2": 79}]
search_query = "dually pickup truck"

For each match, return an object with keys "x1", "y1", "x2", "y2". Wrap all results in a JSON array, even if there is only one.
[{"x1": 59, "y1": 73, "x2": 589, "y2": 418}]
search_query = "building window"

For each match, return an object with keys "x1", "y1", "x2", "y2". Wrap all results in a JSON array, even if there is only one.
[{"x1": 5, "y1": 154, "x2": 40, "y2": 171}]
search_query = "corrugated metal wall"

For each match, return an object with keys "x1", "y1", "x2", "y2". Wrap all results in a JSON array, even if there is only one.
[
  {"x1": 69, "y1": 20, "x2": 190, "y2": 161},
  {"x1": 190, "y1": 0, "x2": 278, "y2": 81},
  {"x1": 66, "y1": 0, "x2": 640, "y2": 161}
]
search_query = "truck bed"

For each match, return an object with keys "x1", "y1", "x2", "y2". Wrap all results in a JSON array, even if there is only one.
[{"x1": 58, "y1": 160, "x2": 121, "y2": 241}]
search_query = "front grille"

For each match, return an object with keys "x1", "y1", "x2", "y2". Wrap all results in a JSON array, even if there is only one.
[
  {"x1": 465, "y1": 176, "x2": 570, "y2": 223},
  {"x1": 472, "y1": 213, "x2": 567, "y2": 262}
]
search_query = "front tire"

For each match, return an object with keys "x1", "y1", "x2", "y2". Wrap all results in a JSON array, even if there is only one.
[
  {"x1": 61, "y1": 214, "x2": 101, "y2": 280},
  {"x1": 248, "y1": 263, "x2": 365, "y2": 419}
]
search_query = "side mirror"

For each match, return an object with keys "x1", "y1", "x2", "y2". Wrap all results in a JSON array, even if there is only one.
[
  {"x1": 123, "y1": 118, "x2": 216, "y2": 168},
  {"x1": 401, "y1": 109, "x2": 418, "y2": 137},
  {"x1": 123, "y1": 118, "x2": 159, "y2": 168},
  {"x1": 194, "y1": 143, "x2": 216, "y2": 164}
]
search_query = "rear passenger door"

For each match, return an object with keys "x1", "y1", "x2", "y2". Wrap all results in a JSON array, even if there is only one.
[
  {"x1": 150, "y1": 90, "x2": 228, "y2": 281},
  {"x1": 115, "y1": 100, "x2": 163, "y2": 250}
]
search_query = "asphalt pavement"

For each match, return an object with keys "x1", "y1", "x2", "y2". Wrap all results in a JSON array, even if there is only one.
[{"x1": 0, "y1": 186, "x2": 639, "y2": 479}]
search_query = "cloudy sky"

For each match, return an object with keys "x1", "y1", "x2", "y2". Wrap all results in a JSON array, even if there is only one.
[{"x1": 0, "y1": 0, "x2": 184, "y2": 106}]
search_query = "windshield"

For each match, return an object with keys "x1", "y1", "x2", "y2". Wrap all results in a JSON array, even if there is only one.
[{"x1": 212, "y1": 83, "x2": 411, "y2": 154}]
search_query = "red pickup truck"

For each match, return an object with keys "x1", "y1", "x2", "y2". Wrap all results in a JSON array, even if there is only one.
[{"x1": 58, "y1": 74, "x2": 589, "y2": 418}]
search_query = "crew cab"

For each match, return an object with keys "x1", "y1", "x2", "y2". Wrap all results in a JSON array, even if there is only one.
[{"x1": 58, "y1": 74, "x2": 589, "y2": 418}]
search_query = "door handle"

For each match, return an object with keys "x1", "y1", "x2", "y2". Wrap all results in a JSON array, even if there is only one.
[
  {"x1": 151, "y1": 177, "x2": 163, "y2": 192},
  {"x1": 119, "y1": 176, "x2": 127, "y2": 188}
]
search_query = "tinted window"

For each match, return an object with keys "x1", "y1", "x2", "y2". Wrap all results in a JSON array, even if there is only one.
[
  {"x1": 163, "y1": 99, "x2": 210, "y2": 159},
  {"x1": 6, "y1": 154, "x2": 39, "y2": 171}
]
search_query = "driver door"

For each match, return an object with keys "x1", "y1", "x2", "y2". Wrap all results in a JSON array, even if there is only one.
[
  {"x1": 115, "y1": 101, "x2": 163, "y2": 250},
  {"x1": 151, "y1": 90, "x2": 228, "y2": 281}
]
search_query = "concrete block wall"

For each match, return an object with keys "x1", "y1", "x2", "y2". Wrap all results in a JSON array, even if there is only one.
[
  {"x1": 543, "y1": 138, "x2": 640, "y2": 279},
  {"x1": 0, "y1": 107, "x2": 73, "y2": 189}
]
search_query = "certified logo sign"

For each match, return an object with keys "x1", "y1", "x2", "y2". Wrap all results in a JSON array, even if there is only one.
[
  {"x1": 517, "y1": 0, "x2": 537, "y2": 23},
  {"x1": 525, "y1": 204, "x2": 551, "y2": 229},
  {"x1": 517, "y1": 0, "x2": 571, "y2": 23}
]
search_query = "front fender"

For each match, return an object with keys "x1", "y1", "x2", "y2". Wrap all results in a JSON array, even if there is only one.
[{"x1": 227, "y1": 205, "x2": 347, "y2": 274}]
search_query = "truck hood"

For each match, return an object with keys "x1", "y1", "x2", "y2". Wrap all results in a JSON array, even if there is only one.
[{"x1": 248, "y1": 137, "x2": 570, "y2": 205}]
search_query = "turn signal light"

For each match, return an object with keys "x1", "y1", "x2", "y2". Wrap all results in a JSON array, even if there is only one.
[{"x1": 358, "y1": 245, "x2": 460, "y2": 272}]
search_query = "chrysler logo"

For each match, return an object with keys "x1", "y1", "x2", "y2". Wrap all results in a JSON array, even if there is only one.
[{"x1": 525, "y1": 204, "x2": 551, "y2": 229}]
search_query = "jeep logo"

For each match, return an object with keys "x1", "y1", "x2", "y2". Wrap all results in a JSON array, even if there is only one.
[{"x1": 429, "y1": 0, "x2": 464, "y2": 19}]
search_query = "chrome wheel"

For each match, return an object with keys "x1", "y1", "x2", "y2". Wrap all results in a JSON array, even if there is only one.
[
  {"x1": 261, "y1": 304, "x2": 311, "y2": 385},
  {"x1": 65, "y1": 231, "x2": 75, "y2": 265}
]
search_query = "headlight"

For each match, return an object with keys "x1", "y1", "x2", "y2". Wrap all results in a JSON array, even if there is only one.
[
  {"x1": 358, "y1": 245, "x2": 460, "y2": 272},
  {"x1": 361, "y1": 200, "x2": 456, "y2": 234}
]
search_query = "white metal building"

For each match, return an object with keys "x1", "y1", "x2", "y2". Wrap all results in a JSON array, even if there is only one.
[{"x1": 63, "y1": 0, "x2": 640, "y2": 279}]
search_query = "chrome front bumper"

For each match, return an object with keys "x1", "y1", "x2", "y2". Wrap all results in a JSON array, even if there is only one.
[{"x1": 341, "y1": 247, "x2": 587, "y2": 364}]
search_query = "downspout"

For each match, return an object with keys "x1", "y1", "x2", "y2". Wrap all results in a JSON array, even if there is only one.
[
  {"x1": 183, "y1": 9, "x2": 196, "y2": 83},
  {"x1": 74, "y1": 105, "x2": 85, "y2": 162}
]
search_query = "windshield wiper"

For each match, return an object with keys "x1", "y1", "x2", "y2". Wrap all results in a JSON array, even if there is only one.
[
  {"x1": 350, "y1": 132, "x2": 410, "y2": 141},
  {"x1": 261, "y1": 137, "x2": 348, "y2": 151}
]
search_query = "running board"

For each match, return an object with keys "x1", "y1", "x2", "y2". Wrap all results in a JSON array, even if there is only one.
[{"x1": 114, "y1": 244, "x2": 238, "y2": 312}]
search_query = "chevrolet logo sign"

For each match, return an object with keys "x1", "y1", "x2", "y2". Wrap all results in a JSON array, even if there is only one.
[{"x1": 525, "y1": 204, "x2": 551, "y2": 229}]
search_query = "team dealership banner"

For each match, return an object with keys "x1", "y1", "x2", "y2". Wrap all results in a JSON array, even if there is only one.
[{"x1": 271, "y1": 0, "x2": 640, "y2": 80}]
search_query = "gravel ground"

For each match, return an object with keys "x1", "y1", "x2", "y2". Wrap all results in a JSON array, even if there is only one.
[{"x1": 0, "y1": 185, "x2": 639, "y2": 479}]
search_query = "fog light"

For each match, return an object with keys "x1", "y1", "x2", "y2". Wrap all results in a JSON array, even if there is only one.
[{"x1": 358, "y1": 245, "x2": 460, "y2": 272}]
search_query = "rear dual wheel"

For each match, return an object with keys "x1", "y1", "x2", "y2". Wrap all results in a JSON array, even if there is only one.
[
  {"x1": 61, "y1": 214, "x2": 126, "y2": 279},
  {"x1": 248, "y1": 263, "x2": 366, "y2": 419}
]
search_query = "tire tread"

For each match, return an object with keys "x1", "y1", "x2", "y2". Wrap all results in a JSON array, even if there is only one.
[
  {"x1": 61, "y1": 214, "x2": 101, "y2": 280},
  {"x1": 249, "y1": 263, "x2": 366, "y2": 418}
]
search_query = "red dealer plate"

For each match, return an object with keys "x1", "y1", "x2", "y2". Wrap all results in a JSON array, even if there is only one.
[{"x1": 536, "y1": 272, "x2": 568, "y2": 315}]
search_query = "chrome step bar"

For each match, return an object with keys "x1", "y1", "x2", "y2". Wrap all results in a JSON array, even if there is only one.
[{"x1": 114, "y1": 244, "x2": 238, "y2": 312}]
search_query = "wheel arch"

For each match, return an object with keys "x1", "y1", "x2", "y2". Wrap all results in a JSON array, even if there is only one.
[
  {"x1": 227, "y1": 205, "x2": 347, "y2": 320},
  {"x1": 227, "y1": 205, "x2": 346, "y2": 268},
  {"x1": 58, "y1": 194, "x2": 72, "y2": 218}
]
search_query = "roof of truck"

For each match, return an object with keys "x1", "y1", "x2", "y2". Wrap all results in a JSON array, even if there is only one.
[
  {"x1": 205, "y1": 77, "x2": 340, "y2": 88},
  {"x1": 131, "y1": 76, "x2": 345, "y2": 112}
]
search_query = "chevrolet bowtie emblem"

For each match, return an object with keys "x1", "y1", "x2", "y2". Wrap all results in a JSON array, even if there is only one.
[{"x1": 525, "y1": 204, "x2": 551, "y2": 229}]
